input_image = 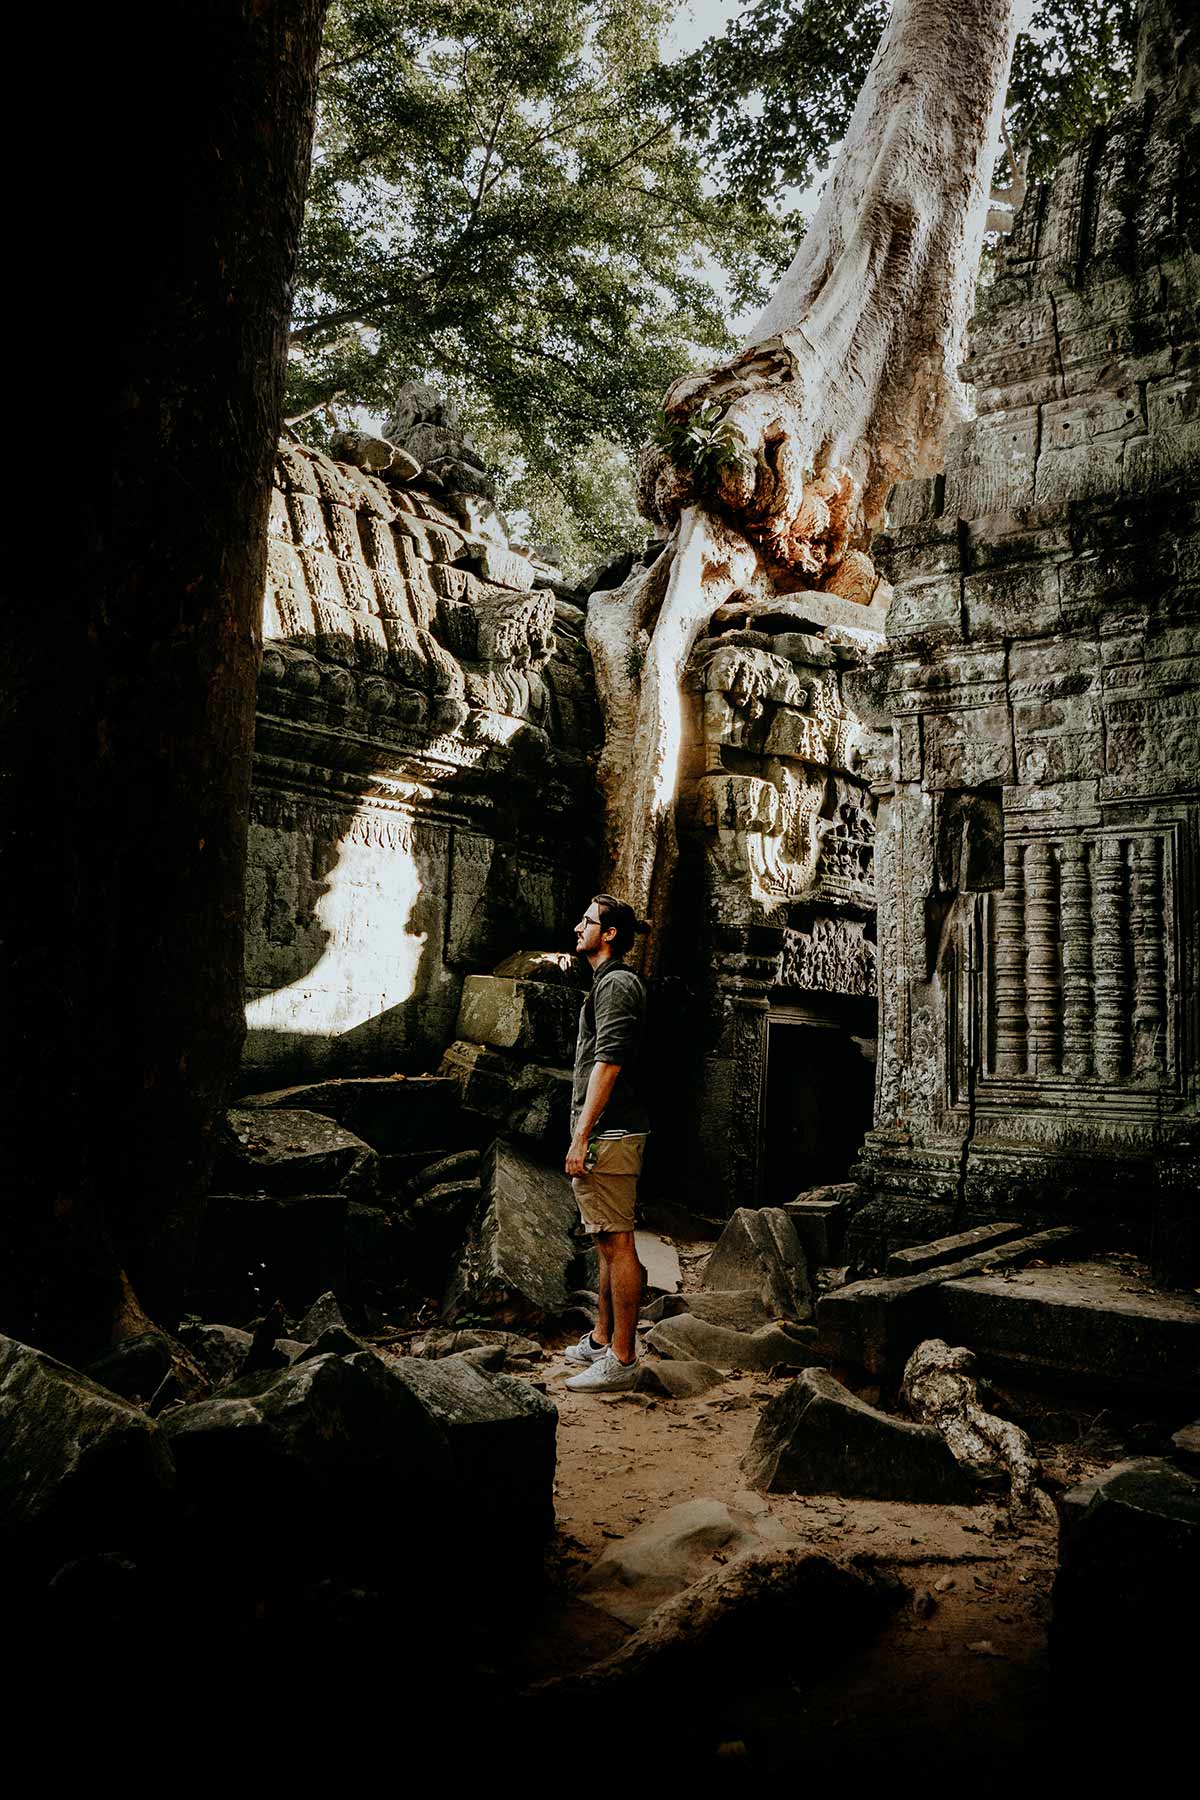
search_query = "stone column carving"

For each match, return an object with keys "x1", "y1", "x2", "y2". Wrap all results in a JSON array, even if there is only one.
[
  {"x1": 1025, "y1": 839, "x2": 1062, "y2": 1077},
  {"x1": 1093, "y1": 837, "x2": 1130, "y2": 1081},
  {"x1": 1059, "y1": 837, "x2": 1094, "y2": 1078},
  {"x1": 993, "y1": 838, "x2": 1028, "y2": 1076},
  {"x1": 1131, "y1": 835, "x2": 1167, "y2": 1079}
]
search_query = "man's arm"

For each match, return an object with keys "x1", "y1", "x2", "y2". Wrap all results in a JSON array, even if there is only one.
[{"x1": 565, "y1": 1061, "x2": 622, "y2": 1176}]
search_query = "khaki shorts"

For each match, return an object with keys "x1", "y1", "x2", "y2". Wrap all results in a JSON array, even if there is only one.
[{"x1": 572, "y1": 1133, "x2": 647, "y2": 1235}]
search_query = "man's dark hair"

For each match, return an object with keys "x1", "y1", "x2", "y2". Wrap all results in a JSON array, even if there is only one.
[{"x1": 592, "y1": 893, "x2": 649, "y2": 958}]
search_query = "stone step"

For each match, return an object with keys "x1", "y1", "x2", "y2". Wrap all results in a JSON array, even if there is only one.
[
  {"x1": 932, "y1": 1261, "x2": 1200, "y2": 1395},
  {"x1": 815, "y1": 1225, "x2": 1083, "y2": 1378},
  {"x1": 886, "y1": 1220, "x2": 1028, "y2": 1276}
]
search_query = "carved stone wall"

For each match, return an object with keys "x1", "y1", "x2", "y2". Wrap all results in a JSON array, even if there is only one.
[
  {"x1": 661, "y1": 590, "x2": 890, "y2": 1213},
  {"x1": 857, "y1": 3, "x2": 1200, "y2": 1262},
  {"x1": 243, "y1": 397, "x2": 601, "y2": 1084}
]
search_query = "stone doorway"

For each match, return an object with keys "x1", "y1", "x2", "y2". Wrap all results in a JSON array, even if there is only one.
[{"x1": 761, "y1": 1004, "x2": 876, "y2": 1206}]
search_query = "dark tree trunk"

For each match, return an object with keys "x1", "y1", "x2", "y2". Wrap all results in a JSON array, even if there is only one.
[{"x1": 1, "y1": 1, "x2": 327, "y2": 1360}]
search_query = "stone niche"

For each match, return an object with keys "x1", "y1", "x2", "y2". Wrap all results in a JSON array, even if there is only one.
[
  {"x1": 242, "y1": 392, "x2": 601, "y2": 1086},
  {"x1": 856, "y1": 0, "x2": 1200, "y2": 1270},
  {"x1": 662, "y1": 588, "x2": 892, "y2": 1217}
]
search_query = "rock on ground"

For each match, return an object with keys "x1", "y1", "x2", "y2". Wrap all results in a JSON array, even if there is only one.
[
  {"x1": 443, "y1": 1138, "x2": 581, "y2": 1326},
  {"x1": 701, "y1": 1207, "x2": 813, "y2": 1323},
  {"x1": 741, "y1": 1367, "x2": 976, "y2": 1502},
  {"x1": 237, "y1": 1075, "x2": 464, "y2": 1155},
  {"x1": 541, "y1": 1547, "x2": 897, "y2": 1698},
  {"x1": 1053, "y1": 1457, "x2": 1200, "y2": 1715},
  {"x1": 219, "y1": 1108, "x2": 378, "y2": 1197},
  {"x1": 646, "y1": 1312, "x2": 818, "y2": 1372},
  {"x1": 577, "y1": 1498, "x2": 767, "y2": 1627},
  {"x1": 635, "y1": 1359, "x2": 727, "y2": 1399},
  {"x1": 0, "y1": 1336, "x2": 176, "y2": 1579}
]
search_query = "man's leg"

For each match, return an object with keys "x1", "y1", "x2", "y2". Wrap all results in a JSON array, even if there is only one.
[
  {"x1": 599, "y1": 1229, "x2": 642, "y2": 1364},
  {"x1": 593, "y1": 1239, "x2": 613, "y2": 1349}
]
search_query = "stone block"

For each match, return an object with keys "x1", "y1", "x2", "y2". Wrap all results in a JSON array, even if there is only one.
[
  {"x1": 455, "y1": 973, "x2": 578, "y2": 1061},
  {"x1": 634, "y1": 1359, "x2": 727, "y2": 1400},
  {"x1": 1052, "y1": 1458, "x2": 1200, "y2": 1708},
  {"x1": 465, "y1": 543, "x2": 536, "y2": 591},
  {"x1": 163, "y1": 1351, "x2": 456, "y2": 1581},
  {"x1": 701, "y1": 1207, "x2": 813, "y2": 1323},
  {"x1": 931, "y1": 1263, "x2": 1200, "y2": 1393},
  {"x1": 237, "y1": 1076, "x2": 464, "y2": 1156},
  {"x1": 635, "y1": 1231, "x2": 682, "y2": 1296},
  {"x1": 492, "y1": 949, "x2": 585, "y2": 989},
  {"x1": 886, "y1": 1221, "x2": 1026, "y2": 1275},
  {"x1": 0, "y1": 1336, "x2": 176, "y2": 1577},
  {"x1": 783, "y1": 1186, "x2": 856, "y2": 1266},
  {"x1": 943, "y1": 408, "x2": 1038, "y2": 518},
  {"x1": 438, "y1": 1041, "x2": 573, "y2": 1148},
  {"x1": 962, "y1": 563, "x2": 1062, "y2": 641},
  {"x1": 220, "y1": 1108, "x2": 378, "y2": 1198},
  {"x1": 388, "y1": 1356, "x2": 557, "y2": 1548},
  {"x1": 443, "y1": 1139, "x2": 580, "y2": 1325},
  {"x1": 885, "y1": 575, "x2": 963, "y2": 650},
  {"x1": 920, "y1": 706, "x2": 1014, "y2": 789},
  {"x1": 741, "y1": 1367, "x2": 974, "y2": 1500}
]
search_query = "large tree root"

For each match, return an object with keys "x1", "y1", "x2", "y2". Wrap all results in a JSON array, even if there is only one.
[{"x1": 902, "y1": 1337, "x2": 1051, "y2": 1517}]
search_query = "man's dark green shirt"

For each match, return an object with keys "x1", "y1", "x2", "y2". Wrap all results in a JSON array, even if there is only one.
[{"x1": 570, "y1": 957, "x2": 649, "y2": 1136}]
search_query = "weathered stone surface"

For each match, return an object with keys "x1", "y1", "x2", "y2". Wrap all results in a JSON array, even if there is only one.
[
  {"x1": 683, "y1": 1290, "x2": 773, "y2": 1331},
  {"x1": 634, "y1": 1359, "x2": 727, "y2": 1399},
  {"x1": 439, "y1": 1041, "x2": 572, "y2": 1148},
  {"x1": 545, "y1": 1547, "x2": 896, "y2": 1699},
  {"x1": 816, "y1": 1226, "x2": 1084, "y2": 1377},
  {"x1": 742, "y1": 1367, "x2": 975, "y2": 1500},
  {"x1": 701, "y1": 1208, "x2": 813, "y2": 1323},
  {"x1": 220, "y1": 1108, "x2": 378, "y2": 1197},
  {"x1": 417, "y1": 1327, "x2": 541, "y2": 1363},
  {"x1": 492, "y1": 949, "x2": 585, "y2": 988},
  {"x1": 179, "y1": 1323, "x2": 255, "y2": 1386},
  {"x1": 296, "y1": 1291, "x2": 349, "y2": 1343},
  {"x1": 0, "y1": 1337, "x2": 176, "y2": 1570},
  {"x1": 83, "y1": 1333, "x2": 172, "y2": 1403},
  {"x1": 1170, "y1": 1420, "x2": 1200, "y2": 1469},
  {"x1": 931, "y1": 1261, "x2": 1200, "y2": 1393},
  {"x1": 1052, "y1": 1456, "x2": 1200, "y2": 1706},
  {"x1": 862, "y1": 10, "x2": 1200, "y2": 1250},
  {"x1": 577, "y1": 1499, "x2": 764, "y2": 1627},
  {"x1": 646, "y1": 1313, "x2": 818, "y2": 1372},
  {"x1": 444, "y1": 1140, "x2": 580, "y2": 1325},
  {"x1": 783, "y1": 1185, "x2": 856, "y2": 1266},
  {"x1": 886, "y1": 1221, "x2": 1026, "y2": 1275},
  {"x1": 455, "y1": 974, "x2": 578, "y2": 1061},
  {"x1": 163, "y1": 1351, "x2": 455, "y2": 1576},
  {"x1": 238, "y1": 1076, "x2": 464, "y2": 1157},
  {"x1": 387, "y1": 1356, "x2": 557, "y2": 1545}
]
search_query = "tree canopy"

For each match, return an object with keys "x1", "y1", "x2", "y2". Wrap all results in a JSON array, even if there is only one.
[
  {"x1": 288, "y1": 0, "x2": 785, "y2": 571},
  {"x1": 290, "y1": 0, "x2": 1141, "y2": 574},
  {"x1": 660, "y1": 0, "x2": 1139, "y2": 207}
]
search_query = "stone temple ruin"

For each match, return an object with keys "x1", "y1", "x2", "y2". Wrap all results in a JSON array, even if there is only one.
[{"x1": 6, "y1": 0, "x2": 1197, "y2": 1752}]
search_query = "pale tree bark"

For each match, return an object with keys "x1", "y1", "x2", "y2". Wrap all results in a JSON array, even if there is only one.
[{"x1": 588, "y1": 0, "x2": 1022, "y2": 934}]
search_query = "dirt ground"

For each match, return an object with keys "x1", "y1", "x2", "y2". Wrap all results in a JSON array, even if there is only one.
[{"x1": 495, "y1": 1241, "x2": 1167, "y2": 1785}]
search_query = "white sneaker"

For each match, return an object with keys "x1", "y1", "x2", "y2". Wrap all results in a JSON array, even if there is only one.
[
  {"x1": 564, "y1": 1347, "x2": 640, "y2": 1393},
  {"x1": 563, "y1": 1330, "x2": 608, "y2": 1366}
]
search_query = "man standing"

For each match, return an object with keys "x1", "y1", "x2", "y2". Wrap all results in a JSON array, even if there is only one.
[{"x1": 563, "y1": 894, "x2": 649, "y2": 1394}]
